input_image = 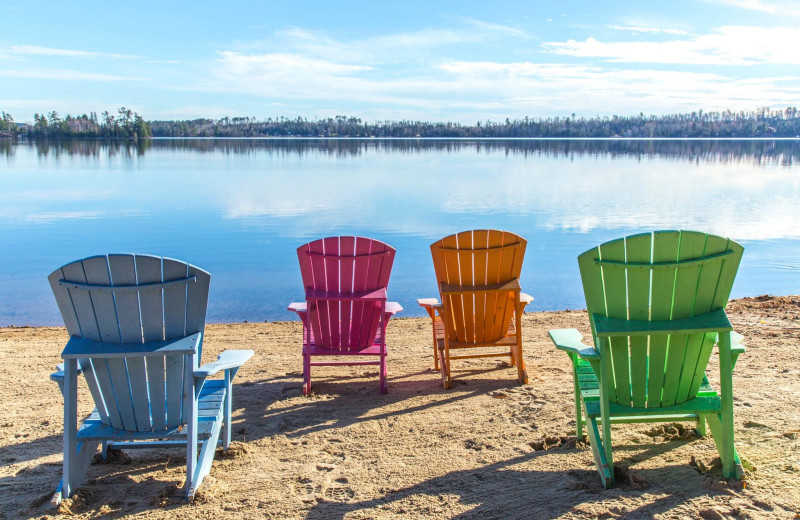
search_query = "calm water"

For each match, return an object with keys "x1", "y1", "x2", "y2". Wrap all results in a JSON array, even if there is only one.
[{"x1": 1, "y1": 138, "x2": 799, "y2": 326}]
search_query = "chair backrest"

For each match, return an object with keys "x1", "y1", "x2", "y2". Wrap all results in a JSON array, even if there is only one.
[
  {"x1": 49, "y1": 254, "x2": 210, "y2": 432},
  {"x1": 430, "y1": 230, "x2": 527, "y2": 344},
  {"x1": 578, "y1": 231, "x2": 743, "y2": 408},
  {"x1": 297, "y1": 237, "x2": 395, "y2": 352}
]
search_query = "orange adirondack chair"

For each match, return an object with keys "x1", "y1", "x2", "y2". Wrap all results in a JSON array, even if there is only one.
[{"x1": 419, "y1": 230, "x2": 533, "y2": 389}]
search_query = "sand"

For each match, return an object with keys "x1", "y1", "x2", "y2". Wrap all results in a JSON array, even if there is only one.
[{"x1": 1, "y1": 295, "x2": 799, "y2": 519}]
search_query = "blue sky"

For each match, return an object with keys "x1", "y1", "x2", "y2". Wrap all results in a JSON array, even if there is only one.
[{"x1": 1, "y1": 0, "x2": 799, "y2": 123}]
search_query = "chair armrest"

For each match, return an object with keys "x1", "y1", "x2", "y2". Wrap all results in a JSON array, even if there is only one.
[
  {"x1": 195, "y1": 350, "x2": 254, "y2": 378},
  {"x1": 730, "y1": 331, "x2": 745, "y2": 356},
  {"x1": 519, "y1": 293, "x2": 534, "y2": 304},
  {"x1": 288, "y1": 302, "x2": 307, "y2": 313},
  {"x1": 417, "y1": 298, "x2": 439, "y2": 309},
  {"x1": 386, "y1": 302, "x2": 403, "y2": 315},
  {"x1": 548, "y1": 328, "x2": 600, "y2": 360},
  {"x1": 50, "y1": 362, "x2": 83, "y2": 383}
]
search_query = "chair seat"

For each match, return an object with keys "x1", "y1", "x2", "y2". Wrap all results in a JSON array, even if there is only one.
[
  {"x1": 77, "y1": 381, "x2": 226, "y2": 442},
  {"x1": 574, "y1": 359, "x2": 721, "y2": 421}
]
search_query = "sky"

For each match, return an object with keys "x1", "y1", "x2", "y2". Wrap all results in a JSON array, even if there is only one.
[{"x1": 1, "y1": 0, "x2": 799, "y2": 123}]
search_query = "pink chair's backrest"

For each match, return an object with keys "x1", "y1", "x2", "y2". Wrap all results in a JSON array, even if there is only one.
[{"x1": 297, "y1": 237, "x2": 395, "y2": 352}]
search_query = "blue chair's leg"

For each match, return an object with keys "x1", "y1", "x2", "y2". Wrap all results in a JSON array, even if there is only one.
[
  {"x1": 102, "y1": 441, "x2": 109, "y2": 460},
  {"x1": 185, "y1": 354, "x2": 198, "y2": 499},
  {"x1": 62, "y1": 359, "x2": 79, "y2": 500},
  {"x1": 223, "y1": 370, "x2": 232, "y2": 450}
]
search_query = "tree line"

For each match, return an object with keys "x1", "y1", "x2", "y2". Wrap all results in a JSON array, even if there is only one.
[
  {"x1": 147, "y1": 107, "x2": 800, "y2": 138},
  {"x1": 2, "y1": 107, "x2": 800, "y2": 139},
  {"x1": 0, "y1": 107, "x2": 151, "y2": 138}
]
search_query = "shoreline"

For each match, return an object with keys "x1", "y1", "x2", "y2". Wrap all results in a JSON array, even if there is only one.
[{"x1": 1, "y1": 295, "x2": 798, "y2": 518}]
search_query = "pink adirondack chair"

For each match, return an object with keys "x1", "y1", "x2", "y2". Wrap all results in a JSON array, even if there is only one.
[{"x1": 287, "y1": 236, "x2": 402, "y2": 394}]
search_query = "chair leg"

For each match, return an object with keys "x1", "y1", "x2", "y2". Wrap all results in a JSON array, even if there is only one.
[
  {"x1": 303, "y1": 352, "x2": 311, "y2": 395},
  {"x1": 571, "y1": 357, "x2": 583, "y2": 439},
  {"x1": 586, "y1": 416, "x2": 614, "y2": 489},
  {"x1": 431, "y1": 318, "x2": 440, "y2": 371},
  {"x1": 717, "y1": 331, "x2": 738, "y2": 479},
  {"x1": 515, "y1": 305, "x2": 527, "y2": 384},
  {"x1": 223, "y1": 370, "x2": 232, "y2": 450},
  {"x1": 379, "y1": 352, "x2": 388, "y2": 394},
  {"x1": 696, "y1": 414, "x2": 707, "y2": 437},
  {"x1": 439, "y1": 342, "x2": 451, "y2": 390}
]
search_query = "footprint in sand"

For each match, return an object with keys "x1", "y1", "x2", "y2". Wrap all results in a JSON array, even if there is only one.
[
  {"x1": 294, "y1": 476, "x2": 321, "y2": 502},
  {"x1": 323, "y1": 477, "x2": 355, "y2": 502}
]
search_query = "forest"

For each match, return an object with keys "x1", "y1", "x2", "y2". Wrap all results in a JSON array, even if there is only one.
[
  {"x1": 2, "y1": 107, "x2": 799, "y2": 139},
  {"x1": 0, "y1": 107, "x2": 151, "y2": 138}
]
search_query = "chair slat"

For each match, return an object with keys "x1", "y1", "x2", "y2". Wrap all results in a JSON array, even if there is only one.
[
  {"x1": 135, "y1": 255, "x2": 165, "y2": 343},
  {"x1": 91, "y1": 358, "x2": 124, "y2": 429},
  {"x1": 163, "y1": 259, "x2": 188, "y2": 340},
  {"x1": 441, "y1": 233, "x2": 465, "y2": 343},
  {"x1": 82, "y1": 256, "x2": 121, "y2": 343},
  {"x1": 146, "y1": 356, "x2": 167, "y2": 431},
  {"x1": 106, "y1": 357, "x2": 136, "y2": 430},
  {"x1": 647, "y1": 231, "x2": 680, "y2": 406},
  {"x1": 165, "y1": 355, "x2": 184, "y2": 428},
  {"x1": 185, "y1": 264, "x2": 210, "y2": 351},
  {"x1": 625, "y1": 233, "x2": 652, "y2": 407},
  {"x1": 108, "y1": 255, "x2": 143, "y2": 344},
  {"x1": 324, "y1": 237, "x2": 342, "y2": 349},
  {"x1": 80, "y1": 359, "x2": 111, "y2": 425},
  {"x1": 457, "y1": 231, "x2": 476, "y2": 344},
  {"x1": 599, "y1": 238, "x2": 630, "y2": 406},
  {"x1": 359, "y1": 238, "x2": 386, "y2": 350},
  {"x1": 61, "y1": 260, "x2": 102, "y2": 342},
  {"x1": 339, "y1": 236, "x2": 356, "y2": 351},
  {"x1": 347, "y1": 238, "x2": 370, "y2": 350},
  {"x1": 48, "y1": 267, "x2": 81, "y2": 337},
  {"x1": 472, "y1": 230, "x2": 489, "y2": 344},
  {"x1": 661, "y1": 231, "x2": 706, "y2": 406},
  {"x1": 126, "y1": 357, "x2": 152, "y2": 431}
]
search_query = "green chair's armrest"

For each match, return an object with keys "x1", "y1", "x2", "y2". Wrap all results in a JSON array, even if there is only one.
[
  {"x1": 195, "y1": 350, "x2": 254, "y2": 378},
  {"x1": 593, "y1": 308, "x2": 732, "y2": 338},
  {"x1": 548, "y1": 328, "x2": 599, "y2": 360},
  {"x1": 730, "y1": 331, "x2": 745, "y2": 356}
]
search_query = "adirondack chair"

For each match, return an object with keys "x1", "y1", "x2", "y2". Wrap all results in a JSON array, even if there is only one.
[
  {"x1": 47, "y1": 254, "x2": 253, "y2": 504},
  {"x1": 287, "y1": 237, "x2": 402, "y2": 394},
  {"x1": 420, "y1": 230, "x2": 533, "y2": 389},
  {"x1": 548, "y1": 231, "x2": 746, "y2": 488}
]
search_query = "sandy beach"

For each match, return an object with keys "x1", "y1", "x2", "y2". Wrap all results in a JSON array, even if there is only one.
[{"x1": 1, "y1": 295, "x2": 799, "y2": 519}]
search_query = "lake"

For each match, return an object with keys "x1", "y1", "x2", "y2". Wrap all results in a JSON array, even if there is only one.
[{"x1": 1, "y1": 138, "x2": 799, "y2": 326}]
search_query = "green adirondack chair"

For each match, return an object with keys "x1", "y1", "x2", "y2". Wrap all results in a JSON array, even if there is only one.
[{"x1": 548, "y1": 231, "x2": 746, "y2": 488}]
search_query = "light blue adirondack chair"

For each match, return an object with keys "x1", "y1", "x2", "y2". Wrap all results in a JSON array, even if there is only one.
[{"x1": 48, "y1": 254, "x2": 253, "y2": 504}]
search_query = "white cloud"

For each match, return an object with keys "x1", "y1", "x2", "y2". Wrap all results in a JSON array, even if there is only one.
[
  {"x1": 544, "y1": 26, "x2": 800, "y2": 65},
  {"x1": 0, "y1": 69, "x2": 148, "y2": 81},
  {"x1": 7, "y1": 45, "x2": 139, "y2": 59},
  {"x1": 705, "y1": 0, "x2": 800, "y2": 16},
  {"x1": 605, "y1": 24, "x2": 688, "y2": 35}
]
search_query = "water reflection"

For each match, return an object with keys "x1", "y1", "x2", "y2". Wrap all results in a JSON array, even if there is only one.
[
  {"x1": 1, "y1": 138, "x2": 799, "y2": 325},
  {"x1": 2, "y1": 137, "x2": 799, "y2": 166}
]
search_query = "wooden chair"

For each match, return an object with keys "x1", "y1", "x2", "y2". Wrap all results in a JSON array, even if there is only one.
[
  {"x1": 420, "y1": 230, "x2": 533, "y2": 389},
  {"x1": 288, "y1": 236, "x2": 402, "y2": 394},
  {"x1": 549, "y1": 231, "x2": 746, "y2": 487},
  {"x1": 48, "y1": 254, "x2": 252, "y2": 503}
]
